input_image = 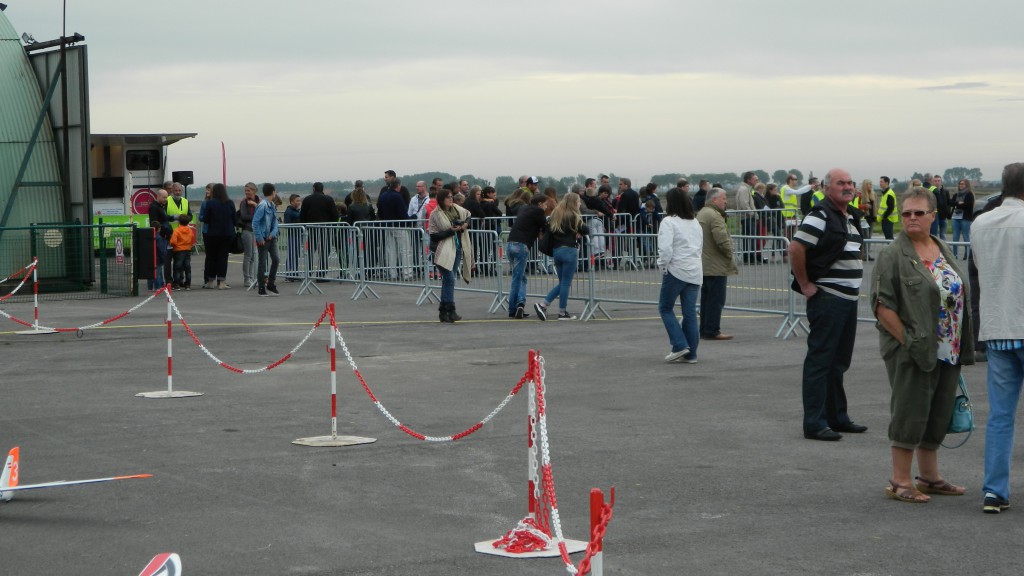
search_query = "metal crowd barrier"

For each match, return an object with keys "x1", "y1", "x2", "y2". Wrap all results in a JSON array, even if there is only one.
[
  {"x1": 272, "y1": 220, "x2": 974, "y2": 338},
  {"x1": 442, "y1": 229, "x2": 505, "y2": 313},
  {"x1": 352, "y1": 221, "x2": 432, "y2": 304},
  {"x1": 784, "y1": 236, "x2": 970, "y2": 337},
  {"x1": 585, "y1": 232, "x2": 658, "y2": 319}
]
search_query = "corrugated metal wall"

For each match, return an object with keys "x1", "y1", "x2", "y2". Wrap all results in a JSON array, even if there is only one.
[{"x1": 0, "y1": 11, "x2": 66, "y2": 231}]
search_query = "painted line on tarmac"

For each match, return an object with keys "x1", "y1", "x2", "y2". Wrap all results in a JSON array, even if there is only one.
[{"x1": 0, "y1": 313, "x2": 772, "y2": 335}]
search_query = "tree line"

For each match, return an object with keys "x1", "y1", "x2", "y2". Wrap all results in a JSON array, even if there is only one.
[{"x1": 214, "y1": 166, "x2": 987, "y2": 200}]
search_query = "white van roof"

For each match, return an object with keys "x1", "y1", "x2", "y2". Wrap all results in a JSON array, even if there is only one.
[{"x1": 91, "y1": 133, "x2": 198, "y2": 147}]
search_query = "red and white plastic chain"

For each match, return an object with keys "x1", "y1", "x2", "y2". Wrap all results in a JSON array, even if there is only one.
[
  {"x1": 0, "y1": 284, "x2": 166, "y2": 331},
  {"x1": 491, "y1": 517, "x2": 555, "y2": 554},
  {"x1": 576, "y1": 501, "x2": 615, "y2": 576},
  {"x1": 535, "y1": 355, "x2": 554, "y2": 539},
  {"x1": 533, "y1": 355, "x2": 580, "y2": 576},
  {"x1": 166, "y1": 292, "x2": 328, "y2": 374},
  {"x1": 0, "y1": 260, "x2": 34, "y2": 284},
  {"x1": 528, "y1": 384, "x2": 543, "y2": 532},
  {"x1": 332, "y1": 323, "x2": 532, "y2": 442},
  {"x1": 0, "y1": 261, "x2": 36, "y2": 302}
]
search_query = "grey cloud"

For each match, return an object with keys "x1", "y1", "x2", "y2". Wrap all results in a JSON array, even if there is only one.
[{"x1": 918, "y1": 82, "x2": 990, "y2": 91}]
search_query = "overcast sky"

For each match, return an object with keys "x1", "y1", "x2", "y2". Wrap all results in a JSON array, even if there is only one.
[{"x1": 8, "y1": 0, "x2": 1024, "y2": 186}]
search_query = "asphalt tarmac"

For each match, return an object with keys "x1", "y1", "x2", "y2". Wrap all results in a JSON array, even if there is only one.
[{"x1": 0, "y1": 265, "x2": 1018, "y2": 576}]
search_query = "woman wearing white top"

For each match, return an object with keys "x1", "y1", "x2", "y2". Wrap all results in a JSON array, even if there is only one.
[{"x1": 657, "y1": 188, "x2": 704, "y2": 363}]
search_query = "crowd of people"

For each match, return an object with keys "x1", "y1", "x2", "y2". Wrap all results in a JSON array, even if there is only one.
[
  {"x1": 783, "y1": 163, "x2": 1024, "y2": 517},
  {"x1": 141, "y1": 162, "x2": 1024, "y2": 514}
]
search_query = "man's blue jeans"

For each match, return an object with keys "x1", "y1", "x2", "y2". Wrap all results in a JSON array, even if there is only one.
[
  {"x1": 659, "y1": 272, "x2": 700, "y2": 357},
  {"x1": 544, "y1": 246, "x2": 577, "y2": 311},
  {"x1": 699, "y1": 275, "x2": 727, "y2": 338},
  {"x1": 506, "y1": 241, "x2": 528, "y2": 312},
  {"x1": 983, "y1": 347, "x2": 1024, "y2": 500},
  {"x1": 802, "y1": 290, "x2": 857, "y2": 434}
]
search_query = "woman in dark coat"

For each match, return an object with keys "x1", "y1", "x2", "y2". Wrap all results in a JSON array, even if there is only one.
[{"x1": 202, "y1": 183, "x2": 239, "y2": 289}]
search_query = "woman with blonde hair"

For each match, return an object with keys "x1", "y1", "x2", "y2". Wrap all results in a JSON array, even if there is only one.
[
  {"x1": 534, "y1": 193, "x2": 589, "y2": 321},
  {"x1": 859, "y1": 179, "x2": 876, "y2": 260},
  {"x1": 504, "y1": 188, "x2": 527, "y2": 217}
]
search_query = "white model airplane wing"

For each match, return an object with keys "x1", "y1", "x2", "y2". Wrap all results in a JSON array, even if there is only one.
[
  {"x1": 1, "y1": 446, "x2": 152, "y2": 502},
  {"x1": 2, "y1": 474, "x2": 153, "y2": 492}
]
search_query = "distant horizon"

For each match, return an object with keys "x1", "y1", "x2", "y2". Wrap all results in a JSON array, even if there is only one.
[
  {"x1": 189, "y1": 168, "x2": 998, "y2": 195},
  {"x1": 10, "y1": 2, "x2": 1020, "y2": 198}
]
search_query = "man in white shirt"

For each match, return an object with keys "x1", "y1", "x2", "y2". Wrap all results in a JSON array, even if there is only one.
[
  {"x1": 972, "y1": 162, "x2": 1024, "y2": 514},
  {"x1": 408, "y1": 181, "x2": 429, "y2": 222}
]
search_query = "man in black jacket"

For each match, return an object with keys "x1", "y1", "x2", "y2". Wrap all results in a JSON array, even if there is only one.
[
  {"x1": 615, "y1": 178, "x2": 641, "y2": 227},
  {"x1": 929, "y1": 174, "x2": 951, "y2": 239},
  {"x1": 506, "y1": 194, "x2": 548, "y2": 318},
  {"x1": 148, "y1": 189, "x2": 172, "y2": 286},
  {"x1": 381, "y1": 170, "x2": 411, "y2": 206},
  {"x1": 300, "y1": 182, "x2": 339, "y2": 279}
]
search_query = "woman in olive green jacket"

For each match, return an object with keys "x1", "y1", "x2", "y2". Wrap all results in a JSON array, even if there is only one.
[{"x1": 870, "y1": 187, "x2": 974, "y2": 504}]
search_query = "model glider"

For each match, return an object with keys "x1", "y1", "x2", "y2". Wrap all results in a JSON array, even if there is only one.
[
  {"x1": 1, "y1": 446, "x2": 152, "y2": 502},
  {"x1": 138, "y1": 553, "x2": 182, "y2": 576}
]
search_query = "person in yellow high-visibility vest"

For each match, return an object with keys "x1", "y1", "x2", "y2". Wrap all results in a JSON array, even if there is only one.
[
  {"x1": 810, "y1": 188, "x2": 825, "y2": 208},
  {"x1": 878, "y1": 176, "x2": 898, "y2": 239},
  {"x1": 165, "y1": 182, "x2": 191, "y2": 230},
  {"x1": 781, "y1": 174, "x2": 812, "y2": 240},
  {"x1": 780, "y1": 176, "x2": 800, "y2": 219}
]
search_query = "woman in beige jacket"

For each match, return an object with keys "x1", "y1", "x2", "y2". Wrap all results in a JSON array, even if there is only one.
[{"x1": 428, "y1": 189, "x2": 474, "y2": 322}]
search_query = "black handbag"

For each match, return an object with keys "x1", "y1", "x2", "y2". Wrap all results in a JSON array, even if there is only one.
[
  {"x1": 537, "y1": 225, "x2": 554, "y2": 257},
  {"x1": 229, "y1": 229, "x2": 245, "y2": 254}
]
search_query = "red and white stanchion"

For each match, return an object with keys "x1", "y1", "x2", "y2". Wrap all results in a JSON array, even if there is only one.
[
  {"x1": 293, "y1": 303, "x2": 376, "y2": 447},
  {"x1": 580, "y1": 487, "x2": 615, "y2": 576},
  {"x1": 15, "y1": 258, "x2": 56, "y2": 336},
  {"x1": 136, "y1": 286, "x2": 203, "y2": 399},
  {"x1": 475, "y1": 351, "x2": 587, "y2": 561}
]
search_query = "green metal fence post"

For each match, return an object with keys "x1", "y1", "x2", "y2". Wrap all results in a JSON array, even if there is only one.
[{"x1": 98, "y1": 218, "x2": 108, "y2": 294}]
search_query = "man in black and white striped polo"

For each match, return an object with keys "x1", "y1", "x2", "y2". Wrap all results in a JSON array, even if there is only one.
[{"x1": 789, "y1": 168, "x2": 868, "y2": 442}]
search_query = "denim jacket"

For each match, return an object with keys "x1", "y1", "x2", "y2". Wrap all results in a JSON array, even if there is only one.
[{"x1": 252, "y1": 199, "x2": 278, "y2": 243}]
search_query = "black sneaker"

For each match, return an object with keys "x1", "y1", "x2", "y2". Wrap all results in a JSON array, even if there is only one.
[
  {"x1": 534, "y1": 303, "x2": 547, "y2": 321},
  {"x1": 257, "y1": 287, "x2": 268, "y2": 297},
  {"x1": 984, "y1": 493, "x2": 1010, "y2": 514},
  {"x1": 557, "y1": 312, "x2": 576, "y2": 321},
  {"x1": 266, "y1": 285, "x2": 280, "y2": 296},
  {"x1": 515, "y1": 304, "x2": 524, "y2": 319}
]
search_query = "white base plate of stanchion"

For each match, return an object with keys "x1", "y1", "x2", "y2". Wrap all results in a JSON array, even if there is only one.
[
  {"x1": 135, "y1": 391, "x2": 205, "y2": 398},
  {"x1": 15, "y1": 328, "x2": 58, "y2": 335},
  {"x1": 292, "y1": 435, "x2": 377, "y2": 447},
  {"x1": 474, "y1": 538, "x2": 587, "y2": 558}
]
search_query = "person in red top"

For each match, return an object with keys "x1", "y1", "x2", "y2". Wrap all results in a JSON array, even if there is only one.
[{"x1": 170, "y1": 214, "x2": 197, "y2": 290}]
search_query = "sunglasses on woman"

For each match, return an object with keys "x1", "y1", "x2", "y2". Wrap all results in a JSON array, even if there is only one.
[{"x1": 901, "y1": 210, "x2": 934, "y2": 219}]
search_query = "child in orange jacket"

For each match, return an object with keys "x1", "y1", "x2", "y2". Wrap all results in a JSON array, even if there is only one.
[{"x1": 170, "y1": 214, "x2": 197, "y2": 290}]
